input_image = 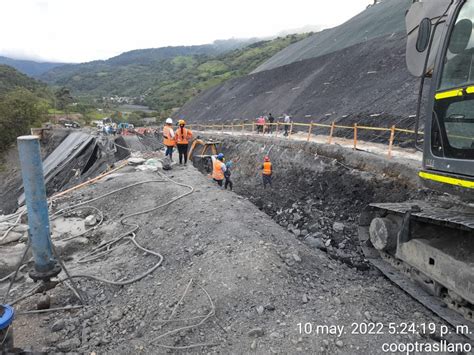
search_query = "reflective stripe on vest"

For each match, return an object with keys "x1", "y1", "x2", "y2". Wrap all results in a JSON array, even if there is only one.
[
  {"x1": 212, "y1": 159, "x2": 225, "y2": 180},
  {"x1": 263, "y1": 162, "x2": 272, "y2": 175},
  {"x1": 163, "y1": 126, "x2": 175, "y2": 146},
  {"x1": 176, "y1": 127, "x2": 191, "y2": 144}
]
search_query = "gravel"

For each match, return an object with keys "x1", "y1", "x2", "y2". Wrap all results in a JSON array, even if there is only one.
[{"x1": 5, "y1": 140, "x2": 449, "y2": 353}]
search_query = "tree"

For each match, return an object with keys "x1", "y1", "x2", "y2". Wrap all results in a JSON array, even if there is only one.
[
  {"x1": 54, "y1": 87, "x2": 74, "y2": 111},
  {"x1": 0, "y1": 88, "x2": 48, "y2": 152}
]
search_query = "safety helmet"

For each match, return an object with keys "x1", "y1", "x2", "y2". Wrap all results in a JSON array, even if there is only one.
[
  {"x1": 178, "y1": 119, "x2": 186, "y2": 126},
  {"x1": 226, "y1": 161, "x2": 233, "y2": 168},
  {"x1": 264, "y1": 156, "x2": 270, "y2": 161},
  {"x1": 166, "y1": 118, "x2": 173, "y2": 124},
  {"x1": 217, "y1": 153, "x2": 224, "y2": 160}
]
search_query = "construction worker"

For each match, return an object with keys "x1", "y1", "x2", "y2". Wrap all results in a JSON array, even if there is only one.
[
  {"x1": 262, "y1": 155, "x2": 272, "y2": 189},
  {"x1": 175, "y1": 119, "x2": 193, "y2": 165},
  {"x1": 211, "y1": 153, "x2": 226, "y2": 187},
  {"x1": 268, "y1": 113, "x2": 275, "y2": 134},
  {"x1": 163, "y1": 118, "x2": 175, "y2": 160},
  {"x1": 283, "y1": 114, "x2": 291, "y2": 136},
  {"x1": 256, "y1": 115, "x2": 265, "y2": 134},
  {"x1": 224, "y1": 161, "x2": 233, "y2": 190}
]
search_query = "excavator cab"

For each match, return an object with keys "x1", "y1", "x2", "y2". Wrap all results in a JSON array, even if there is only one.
[
  {"x1": 359, "y1": 0, "x2": 474, "y2": 331},
  {"x1": 407, "y1": 0, "x2": 474, "y2": 194}
]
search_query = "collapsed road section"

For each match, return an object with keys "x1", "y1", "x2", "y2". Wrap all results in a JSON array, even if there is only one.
[{"x1": 0, "y1": 130, "x2": 472, "y2": 353}]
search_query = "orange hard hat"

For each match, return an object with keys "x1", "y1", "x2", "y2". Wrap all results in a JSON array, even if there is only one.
[
  {"x1": 264, "y1": 156, "x2": 270, "y2": 161},
  {"x1": 178, "y1": 119, "x2": 186, "y2": 126}
]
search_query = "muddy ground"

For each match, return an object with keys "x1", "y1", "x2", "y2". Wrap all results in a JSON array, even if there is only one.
[{"x1": 1, "y1": 134, "x2": 461, "y2": 354}]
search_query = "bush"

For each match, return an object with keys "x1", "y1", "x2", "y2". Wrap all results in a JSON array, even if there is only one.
[{"x1": 0, "y1": 88, "x2": 49, "y2": 152}]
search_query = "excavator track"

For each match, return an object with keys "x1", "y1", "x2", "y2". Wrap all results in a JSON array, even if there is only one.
[{"x1": 359, "y1": 201, "x2": 474, "y2": 342}]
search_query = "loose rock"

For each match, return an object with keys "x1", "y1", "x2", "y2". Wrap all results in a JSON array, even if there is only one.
[
  {"x1": 248, "y1": 328, "x2": 264, "y2": 338},
  {"x1": 110, "y1": 307, "x2": 123, "y2": 322},
  {"x1": 51, "y1": 319, "x2": 65, "y2": 332},
  {"x1": 84, "y1": 215, "x2": 97, "y2": 226},
  {"x1": 56, "y1": 338, "x2": 81, "y2": 352}
]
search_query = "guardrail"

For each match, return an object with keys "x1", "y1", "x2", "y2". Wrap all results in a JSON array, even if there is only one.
[{"x1": 185, "y1": 121, "x2": 419, "y2": 159}]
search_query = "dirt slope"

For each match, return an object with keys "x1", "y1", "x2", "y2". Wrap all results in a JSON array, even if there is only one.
[
  {"x1": 253, "y1": 0, "x2": 411, "y2": 73},
  {"x1": 177, "y1": 34, "x2": 421, "y2": 130},
  {"x1": 6, "y1": 156, "x2": 451, "y2": 353}
]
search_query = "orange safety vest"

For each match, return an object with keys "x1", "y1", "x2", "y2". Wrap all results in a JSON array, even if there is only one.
[
  {"x1": 263, "y1": 162, "x2": 272, "y2": 175},
  {"x1": 175, "y1": 127, "x2": 193, "y2": 145},
  {"x1": 212, "y1": 159, "x2": 225, "y2": 180},
  {"x1": 163, "y1": 125, "x2": 175, "y2": 146}
]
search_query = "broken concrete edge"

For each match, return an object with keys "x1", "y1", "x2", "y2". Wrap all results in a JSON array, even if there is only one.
[{"x1": 199, "y1": 133, "x2": 421, "y2": 188}]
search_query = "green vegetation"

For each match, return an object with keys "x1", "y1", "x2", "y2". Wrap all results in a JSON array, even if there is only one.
[
  {"x1": 0, "y1": 88, "x2": 50, "y2": 152},
  {"x1": 42, "y1": 34, "x2": 310, "y2": 116},
  {"x1": 0, "y1": 64, "x2": 46, "y2": 96},
  {"x1": 0, "y1": 65, "x2": 53, "y2": 153}
]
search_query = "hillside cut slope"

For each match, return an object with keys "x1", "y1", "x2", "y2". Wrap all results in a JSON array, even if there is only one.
[
  {"x1": 253, "y1": 0, "x2": 411, "y2": 73},
  {"x1": 177, "y1": 34, "x2": 419, "y2": 130}
]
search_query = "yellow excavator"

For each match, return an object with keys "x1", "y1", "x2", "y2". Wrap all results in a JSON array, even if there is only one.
[{"x1": 359, "y1": 0, "x2": 474, "y2": 337}]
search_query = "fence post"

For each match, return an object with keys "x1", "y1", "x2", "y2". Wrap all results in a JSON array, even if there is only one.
[
  {"x1": 288, "y1": 122, "x2": 294, "y2": 139},
  {"x1": 231, "y1": 122, "x2": 234, "y2": 135},
  {"x1": 252, "y1": 122, "x2": 256, "y2": 133},
  {"x1": 242, "y1": 121, "x2": 245, "y2": 134},
  {"x1": 353, "y1": 123, "x2": 358, "y2": 150},
  {"x1": 276, "y1": 122, "x2": 280, "y2": 136},
  {"x1": 388, "y1": 125, "x2": 396, "y2": 158},
  {"x1": 328, "y1": 122, "x2": 335, "y2": 144},
  {"x1": 221, "y1": 124, "x2": 224, "y2": 133},
  {"x1": 307, "y1": 122, "x2": 313, "y2": 142}
]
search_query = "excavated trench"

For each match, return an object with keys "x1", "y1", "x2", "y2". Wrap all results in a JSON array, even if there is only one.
[{"x1": 193, "y1": 134, "x2": 433, "y2": 270}]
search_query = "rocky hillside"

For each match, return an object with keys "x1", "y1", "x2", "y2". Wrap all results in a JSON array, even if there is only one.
[
  {"x1": 177, "y1": 34, "x2": 419, "y2": 130},
  {"x1": 253, "y1": 0, "x2": 411, "y2": 73},
  {"x1": 176, "y1": 0, "x2": 421, "y2": 132}
]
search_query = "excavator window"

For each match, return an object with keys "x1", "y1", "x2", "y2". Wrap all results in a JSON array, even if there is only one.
[{"x1": 433, "y1": 0, "x2": 474, "y2": 159}]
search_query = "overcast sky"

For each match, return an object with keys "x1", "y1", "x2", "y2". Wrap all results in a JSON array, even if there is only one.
[{"x1": 0, "y1": 0, "x2": 371, "y2": 63}]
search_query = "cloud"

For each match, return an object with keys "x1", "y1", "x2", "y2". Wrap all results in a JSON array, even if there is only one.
[{"x1": 0, "y1": 0, "x2": 371, "y2": 63}]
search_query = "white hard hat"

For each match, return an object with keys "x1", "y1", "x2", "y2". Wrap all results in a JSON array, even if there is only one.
[{"x1": 166, "y1": 118, "x2": 173, "y2": 124}]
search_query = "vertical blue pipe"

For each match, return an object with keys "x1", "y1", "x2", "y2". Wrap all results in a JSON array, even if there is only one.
[{"x1": 17, "y1": 135, "x2": 56, "y2": 274}]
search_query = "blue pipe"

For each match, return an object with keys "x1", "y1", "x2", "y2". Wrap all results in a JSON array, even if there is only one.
[{"x1": 17, "y1": 136, "x2": 58, "y2": 277}]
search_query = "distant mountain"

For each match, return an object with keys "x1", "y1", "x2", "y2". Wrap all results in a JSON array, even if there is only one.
[
  {"x1": 0, "y1": 64, "x2": 47, "y2": 96},
  {"x1": 40, "y1": 35, "x2": 309, "y2": 113},
  {"x1": 252, "y1": 0, "x2": 411, "y2": 73},
  {"x1": 0, "y1": 56, "x2": 66, "y2": 77},
  {"x1": 41, "y1": 38, "x2": 260, "y2": 81}
]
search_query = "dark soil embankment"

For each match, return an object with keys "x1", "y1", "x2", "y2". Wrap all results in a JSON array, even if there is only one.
[
  {"x1": 253, "y1": 0, "x2": 411, "y2": 73},
  {"x1": 178, "y1": 34, "x2": 422, "y2": 140},
  {"x1": 193, "y1": 134, "x2": 432, "y2": 269}
]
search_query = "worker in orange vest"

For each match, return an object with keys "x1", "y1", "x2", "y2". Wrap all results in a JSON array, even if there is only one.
[
  {"x1": 162, "y1": 118, "x2": 175, "y2": 160},
  {"x1": 211, "y1": 153, "x2": 226, "y2": 187},
  {"x1": 175, "y1": 119, "x2": 193, "y2": 165},
  {"x1": 262, "y1": 155, "x2": 272, "y2": 189}
]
